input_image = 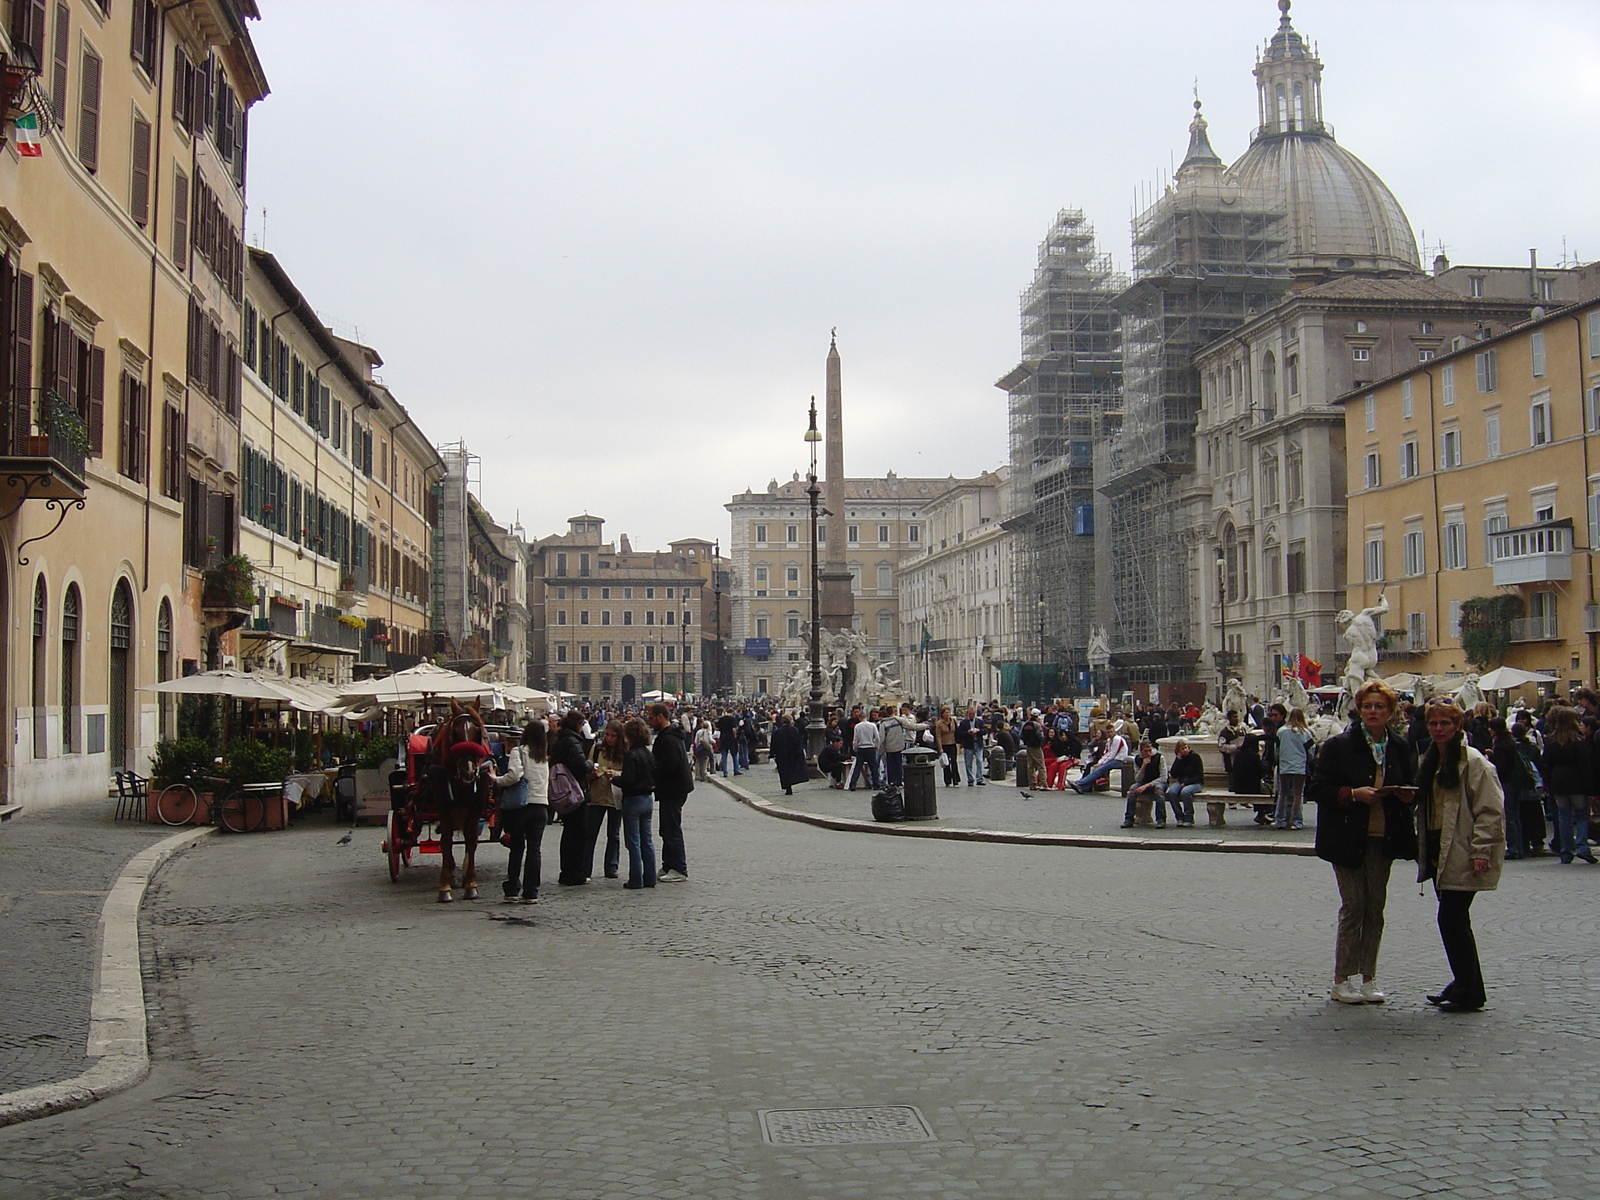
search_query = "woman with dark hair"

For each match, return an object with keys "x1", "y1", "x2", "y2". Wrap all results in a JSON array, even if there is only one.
[
  {"x1": 486, "y1": 721, "x2": 549, "y2": 904},
  {"x1": 1540, "y1": 705, "x2": 1597, "y2": 865},
  {"x1": 1415, "y1": 698, "x2": 1505, "y2": 1011},
  {"x1": 770, "y1": 711, "x2": 809, "y2": 796},
  {"x1": 617, "y1": 717, "x2": 657, "y2": 889},
  {"x1": 1307, "y1": 679, "x2": 1417, "y2": 1005},
  {"x1": 552, "y1": 710, "x2": 600, "y2": 886},
  {"x1": 587, "y1": 719, "x2": 627, "y2": 878},
  {"x1": 1488, "y1": 718, "x2": 1530, "y2": 860}
]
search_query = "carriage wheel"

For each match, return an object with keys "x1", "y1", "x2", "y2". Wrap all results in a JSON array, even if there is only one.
[{"x1": 386, "y1": 810, "x2": 404, "y2": 882}]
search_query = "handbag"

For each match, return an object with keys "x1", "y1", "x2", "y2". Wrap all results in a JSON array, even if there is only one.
[{"x1": 547, "y1": 762, "x2": 587, "y2": 815}]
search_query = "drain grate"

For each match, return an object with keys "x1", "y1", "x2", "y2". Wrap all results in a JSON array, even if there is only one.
[{"x1": 758, "y1": 1105, "x2": 935, "y2": 1146}]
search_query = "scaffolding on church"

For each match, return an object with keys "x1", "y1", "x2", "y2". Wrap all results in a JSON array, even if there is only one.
[
  {"x1": 1095, "y1": 179, "x2": 1290, "y2": 681},
  {"x1": 999, "y1": 209, "x2": 1123, "y2": 692}
]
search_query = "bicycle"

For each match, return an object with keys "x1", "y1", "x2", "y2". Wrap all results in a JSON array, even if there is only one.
[{"x1": 152, "y1": 773, "x2": 269, "y2": 832}]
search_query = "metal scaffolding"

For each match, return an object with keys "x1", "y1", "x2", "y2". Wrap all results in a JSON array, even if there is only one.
[
  {"x1": 999, "y1": 209, "x2": 1124, "y2": 690},
  {"x1": 1095, "y1": 177, "x2": 1290, "y2": 681}
]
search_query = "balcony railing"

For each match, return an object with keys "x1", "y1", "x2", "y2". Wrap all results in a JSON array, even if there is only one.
[
  {"x1": 301, "y1": 610, "x2": 361, "y2": 653},
  {"x1": 1379, "y1": 631, "x2": 1426, "y2": 658},
  {"x1": 1508, "y1": 614, "x2": 1560, "y2": 642},
  {"x1": 1489, "y1": 520, "x2": 1573, "y2": 587}
]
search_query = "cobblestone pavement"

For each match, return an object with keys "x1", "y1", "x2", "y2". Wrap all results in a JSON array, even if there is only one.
[
  {"x1": 0, "y1": 805, "x2": 180, "y2": 1093},
  {"x1": 2, "y1": 789, "x2": 1597, "y2": 1199},
  {"x1": 729, "y1": 757, "x2": 1318, "y2": 844}
]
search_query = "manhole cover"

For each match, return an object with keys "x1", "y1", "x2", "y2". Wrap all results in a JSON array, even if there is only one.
[{"x1": 759, "y1": 1105, "x2": 935, "y2": 1146}]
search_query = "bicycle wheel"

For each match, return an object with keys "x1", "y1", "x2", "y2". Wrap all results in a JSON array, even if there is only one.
[
  {"x1": 155, "y1": 784, "x2": 199, "y2": 826},
  {"x1": 217, "y1": 787, "x2": 262, "y2": 833}
]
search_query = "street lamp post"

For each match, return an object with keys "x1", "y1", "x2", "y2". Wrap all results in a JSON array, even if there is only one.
[
  {"x1": 712, "y1": 538, "x2": 723, "y2": 698},
  {"x1": 804, "y1": 398, "x2": 826, "y2": 771},
  {"x1": 1215, "y1": 547, "x2": 1228, "y2": 703},
  {"x1": 1036, "y1": 593, "x2": 1046, "y2": 704}
]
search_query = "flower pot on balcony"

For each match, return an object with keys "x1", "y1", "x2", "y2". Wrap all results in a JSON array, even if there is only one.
[{"x1": 20, "y1": 434, "x2": 50, "y2": 457}]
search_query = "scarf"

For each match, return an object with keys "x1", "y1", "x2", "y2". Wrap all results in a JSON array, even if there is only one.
[{"x1": 1414, "y1": 730, "x2": 1464, "y2": 798}]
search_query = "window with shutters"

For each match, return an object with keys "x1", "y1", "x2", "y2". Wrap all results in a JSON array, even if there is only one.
[
  {"x1": 78, "y1": 45, "x2": 102, "y2": 172},
  {"x1": 11, "y1": 1, "x2": 48, "y2": 77},
  {"x1": 1285, "y1": 540, "x2": 1307, "y2": 594},
  {"x1": 1530, "y1": 330, "x2": 1546, "y2": 378},
  {"x1": 1363, "y1": 451, "x2": 1380, "y2": 489},
  {"x1": 171, "y1": 168, "x2": 189, "y2": 268},
  {"x1": 1363, "y1": 395, "x2": 1375, "y2": 432},
  {"x1": 61, "y1": 583, "x2": 80, "y2": 753},
  {"x1": 1406, "y1": 611, "x2": 1428, "y2": 652},
  {"x1": 161, "y1": 400, "x2": 183, "y2": 499},
  {"x1": 1, "y1": 263, "x2": 36, "y2": 453},
  {"x1": 51, "y1": 3, "x2": 70, "y2": 133},
  {"x1": 118, "y1": 371, "x2": 149, "y2": 482},
  {"x1": 1439, "y1": 427, "x2": 1461, "y2": 470},
  {"x1": 1475, "y1": 349, "x2": 1498, "y2": 393},
  {"x1": 1399, "y1": 440, "x2": 1418, "y2": 479},
  {"x1": 1363, "y1": 536, "x2": 1384, "y2": 583},
  {"x1": 131, "y1": 0, "x2": 158, "y2": 75},
  {"x1": 1590, "y1": 492, "x2": 1600, "y2": 558},
  {"x1": 1441, "y1": 516, "x2": 1468, "y2": 570},
  {"x1": 1401, "y1": 379, "x2": 1413, "y2": 420},
  {"x1": 1530, "y1": 396, "x2": 1552, "y2": 446},
  {"x1": 1441, "y1": 362, "x2": 1455, "y2": 406},
  {"x1": 130, "y1": 115, "x2": 152, "y2": 225},
  {"x1": 1484, "y1": 411, "x2": 1501, "y2": 459},
  {"x1": 1403, "y1": 529, "x2": 1425, "y2": 577}
]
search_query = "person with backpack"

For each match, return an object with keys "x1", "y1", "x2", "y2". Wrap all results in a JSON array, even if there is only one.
[{"x1": 648, "y1": 703, "x2": 695, "y2": 882}]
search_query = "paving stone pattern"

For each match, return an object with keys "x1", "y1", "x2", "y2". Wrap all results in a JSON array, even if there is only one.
[
  {"x1": 1, "y1": 790, "x2": 1597, "y2": 1199},
  {"x1": 0, "y1": 804, "x2": 178, "y2": 1092}
]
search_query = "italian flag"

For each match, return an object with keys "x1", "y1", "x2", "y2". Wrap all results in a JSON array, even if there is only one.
[{"x1": 14, "y1": 112, "x2": 42, "y2": 157}]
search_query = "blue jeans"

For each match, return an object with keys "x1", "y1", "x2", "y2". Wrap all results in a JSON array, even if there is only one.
[
  {"x1": 1273, "y1": 773, "x2": 1305, "y2": 828},
  {"x1": 963, "y1": 745, "x2": 986, "y2": 785},
  {"x1": 1074, "y1": 759, "x2": 1124, "y2": 793},
  {"x1": 1164, "y1": 782, "x2": 1201, "y2": 824},
  {"x1": 720, "y1": 747, "x2": 739, "y2": 776},
  {"x1": 621, "y1": 793, "x2": 656, "y2": 887},
  {"x1": 1552, "y1": 793, "x2": 1591, "y2": 862},
  {"x1": 848, "y1": 747, "x2": 881, "y2": 790},
  {"x1": 737, "y1": 740, "x2": 750, "y2": 771}
]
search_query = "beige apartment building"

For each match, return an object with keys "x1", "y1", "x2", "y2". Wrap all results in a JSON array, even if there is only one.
[
  {"x1": 1342, "y1": 289, "x2": 1600, "y2": 693},
  {"x1": 237, "y1": 249, "x2": 442, "y2": 685},
  {"x1": 529, "y1": 515, "x2": 705, "y2": 703},
  {"x1": 896, "y1": 469, "x2": 1015, "y2": 705},
  {"x1": 725, "y1": 472, "x2": 956, "y2": 697},
  {"x1": 0, "y1": 1, "x2": 264, "y2": 810}
]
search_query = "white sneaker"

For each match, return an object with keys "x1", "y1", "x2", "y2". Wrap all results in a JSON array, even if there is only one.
[
  {"x1": 1330, "y1": 978, "x2": 1366, "y2": 1005},
  {"x1": 657, "y1": 869, "x2": 688, "y2": 882},
  {"x1": 1359, "y1": 979, "x2": 1387, "y2": 1004}
]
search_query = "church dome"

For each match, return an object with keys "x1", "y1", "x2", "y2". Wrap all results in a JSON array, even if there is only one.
[
  {"x1": 1230, "y1": 135, "x2": 1419, "y2": 275},
  {"x1": 1228, "y1": 0, "x2": 1419, "y2": 277}
]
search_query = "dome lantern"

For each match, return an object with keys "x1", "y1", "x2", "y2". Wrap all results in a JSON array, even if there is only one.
[{"x1": 1253, "y1": 0, "x2": 1325, "y2": 138}]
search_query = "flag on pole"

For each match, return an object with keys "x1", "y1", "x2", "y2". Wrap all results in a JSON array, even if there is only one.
[
  {"x1": 920, "y1": 622, "x2": 932, "y2": 652},
  {"x1": 1297, "y1": 654, "x2": 1322, "y2": 686},
  {"x1": 14, "y1": 113, "x2": 42, "y2": 158}
]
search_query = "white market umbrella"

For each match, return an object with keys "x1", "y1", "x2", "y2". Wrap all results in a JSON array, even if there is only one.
[
  {"x1": 141, "y1": 670, "x2": 299, "y2": 703},
  {"x1": 334, "y1": 662, "x2": 504, "y2": 708},
  {"x1": 496, "y1": 684, "x2": 553, "y2": 712},
  {"x1": 1381, "y1": 672, "x2": 1422, "y2": 691},
  {"x1": 641, "y1": 690, "x2": 668, "y2": 701},
  {"x1": 1476, "y1": 666, "x2": 1560, "y2": 691}
]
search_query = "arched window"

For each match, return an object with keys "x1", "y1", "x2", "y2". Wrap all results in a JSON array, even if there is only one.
[
  {"x1": 31, "y1": 577, "x2": 47, "y2": 759},
  {"x1": 1260, "y1": 351, "x2": 1277, "y2": 414},
  {"x1": 109, "y1": 582, "x2": 134, "y2": 770},
  {"x1": 157, "y1": 599, "x2": 174, "y2": 739},
  {"x1": 62, "y1": 585, "x2": 81, "y2": 754},
  {"x1": 1222, "y1": 523, "x2": 1241, "y2": 604}
]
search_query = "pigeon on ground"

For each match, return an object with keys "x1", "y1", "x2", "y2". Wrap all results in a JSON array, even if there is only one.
[
  {"x1": 1018, "y1": 790, "x2": 1033, "y2": 800},
  {"x1": 336, "y1": 831, "x2": 353, "y2": 845}
]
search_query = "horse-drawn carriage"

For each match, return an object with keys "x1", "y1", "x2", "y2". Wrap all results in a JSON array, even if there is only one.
[{"x1": 382, "y1": 706, "x2": 517, "y2": 902}]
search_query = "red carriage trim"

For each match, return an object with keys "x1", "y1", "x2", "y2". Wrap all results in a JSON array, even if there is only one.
[{"x1": 448, "y1": 740, "x2": 492, "y2": 762}]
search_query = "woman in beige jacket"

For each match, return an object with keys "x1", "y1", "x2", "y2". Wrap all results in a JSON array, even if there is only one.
[{"x1": 1414, "y1": 698, "x2": 1505, "y2": 1012}]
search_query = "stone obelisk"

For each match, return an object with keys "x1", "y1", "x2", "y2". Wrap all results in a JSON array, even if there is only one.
[{"x1": 818, "y1": 332, "x2": 855, "y2": 633}]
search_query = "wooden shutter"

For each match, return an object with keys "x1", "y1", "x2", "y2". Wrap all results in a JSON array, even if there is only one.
[
  {"x1": 130, "y1": 116, "x2": 152, "y2": 225},
  {"x1": 78, "y1": 48, "x2": 102, "y2": 172},
  {"x1": 11, "y1": 272, "x2": 33, "y2": 446},
  {"x1": 118, "y1": 371, "x2": 131, "y2": 475},
  {"x1": 172, "y1": 170, "x2": 189, "y2": 268},
  {"x1": 172, "y1": 48, "x2": 190, "y2": 129},
  {"x1": 12, "y1": 0, "x2": 48, "y2": 67},
  {"x1": 50, "y1": 3, "x2": 69, "y2": 133},
  {"x1": 86, "y1": 345, "x2": 105, "y2": 456}
]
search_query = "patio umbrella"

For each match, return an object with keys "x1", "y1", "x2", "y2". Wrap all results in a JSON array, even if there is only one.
[
  {"x1": 496, "y1": 684, "x2": 553, "y2": 712},
  {"x1": 1476, "y1": 666, "x2": 1560, "y2": 691},
  {"x1": 140, "y1": 670, "x2": 300, "y2": 703},
  {"x1": 333, "y1": 662, "x2": 504, "y2": 708},
  {"x1": 1381, "y1": 672, "x2": 1422, "y2": 691}
]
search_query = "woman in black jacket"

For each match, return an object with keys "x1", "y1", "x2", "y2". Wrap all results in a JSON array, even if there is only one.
[
  {"x1": 1306, "y1": 680, "x2": 1417, "y2": 1005},
  {"x1": 552, "y1": 711, "x2": 600, "y2": 886},
  {"x1": 617, "y1": 717, "x2": 658, "y2": 889},
  {"x1": 1540, "y1": 705, "x2": 1596, "y2": 864}
]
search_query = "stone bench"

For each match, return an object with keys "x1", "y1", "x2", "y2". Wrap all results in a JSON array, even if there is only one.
[{"x1": 1130, "y1": 790, "x2": 1274, "y2": 827}]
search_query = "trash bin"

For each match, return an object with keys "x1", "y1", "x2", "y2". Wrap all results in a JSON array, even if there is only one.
[
  {"x1": 902, "y1": 748, "x2": 938, "y2": 820},
  {"x1": 988, "y1": 745, "x2": 1008, "y2": 781}
]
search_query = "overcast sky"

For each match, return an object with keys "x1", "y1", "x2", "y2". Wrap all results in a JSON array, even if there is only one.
[{"x1": 245, "y1": 0, "x2": 1600, "y2": 552}]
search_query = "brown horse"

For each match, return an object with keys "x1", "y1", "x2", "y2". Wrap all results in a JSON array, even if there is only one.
[{"x1": 426, "y1": 702, "x2": 492, "y2": 903}]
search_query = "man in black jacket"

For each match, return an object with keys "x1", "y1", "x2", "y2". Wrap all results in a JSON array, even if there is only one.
[{"x1": 649, "y1": 703, "x2": 695, "y2": 881}]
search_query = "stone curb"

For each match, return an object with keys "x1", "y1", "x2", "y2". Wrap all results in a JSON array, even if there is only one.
[
  {"x1": 0, "y1": 824, "x2": 216, "y2": 1129},
  {"x1": 710, "y1": 777, "x2": 1315, "y2": 857}
]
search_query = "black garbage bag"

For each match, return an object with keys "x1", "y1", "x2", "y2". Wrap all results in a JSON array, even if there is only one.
[{"x1": 871, "y1": 787, "x2": 905, "y2": 823}]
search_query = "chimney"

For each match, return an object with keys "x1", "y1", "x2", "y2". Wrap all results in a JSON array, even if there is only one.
[
  {"x1": 1530, "y1": 249, "x2": 1539, "y2": 300},
  {"x1": 1432, "y1": 252, "x2": 1450, "y2": 276},
  {"x1": 619, "y1": 533, "x2": 632, "y2": 554}
]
